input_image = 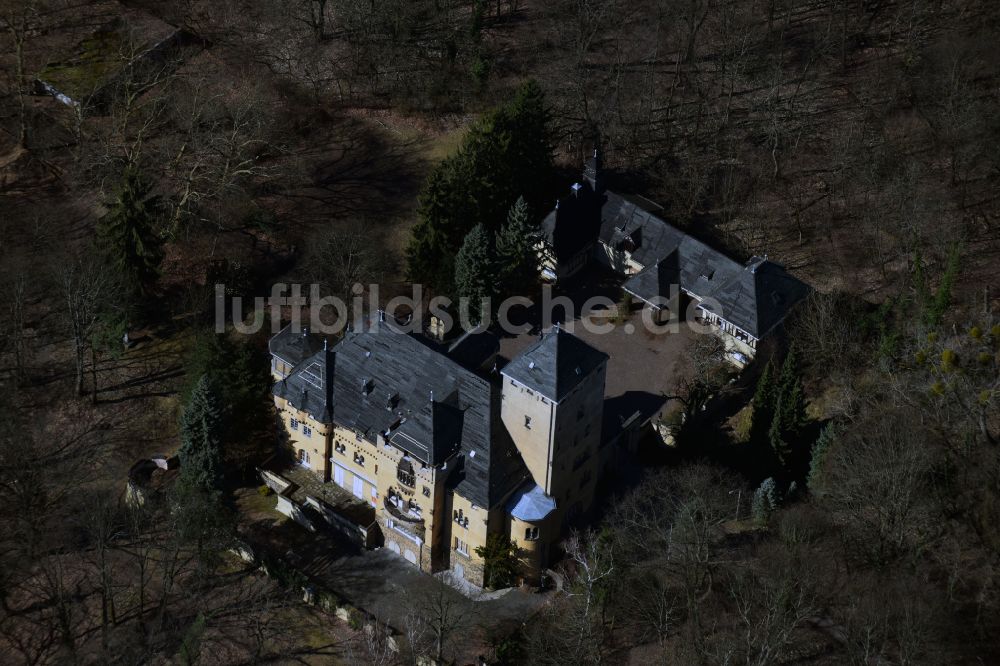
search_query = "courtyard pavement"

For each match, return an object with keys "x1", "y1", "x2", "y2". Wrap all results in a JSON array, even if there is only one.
[{"x1": 498, "y1": 286, "x2": 697, "y2": 433}]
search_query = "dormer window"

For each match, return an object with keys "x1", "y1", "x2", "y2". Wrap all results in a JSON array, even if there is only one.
[
  {"x1": 524, "y1": 416, "x2": 532, "y2": 429},
  {"x1": 525, "y1": 527, "x2": 539, "y2": 541},
  {"x1": 362, "y1": 378, "x2": 374, "y2": 395},
  {"x1": 386, "y1": 392, "x2": 399, "y2": 409}
]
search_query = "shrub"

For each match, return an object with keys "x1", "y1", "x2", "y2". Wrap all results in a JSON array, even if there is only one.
[
  {"x1": 915, "y1": 350, "x2": 927, "y2": 365},
  {"x1": 970, "y1": 326, "x2": 983, "y2": 339},
  {"x1": 930, "y1": 381, "x2": 945, "y2": 396},
  {"x1": 257, "y1": 484, "x2": 272, "y2": 496},
  {"x1": 941, "y1": 348, "x2": 957, "y2": 371},
  {"x1": 979, "y1": 351, "x2": 993, "y2": 365},
  {"x1": 927, "y1": 331, "x2": 939, "y2": 343},
  {"x1": 752, "y1": 478, "x2": 779, "y2": 526}
]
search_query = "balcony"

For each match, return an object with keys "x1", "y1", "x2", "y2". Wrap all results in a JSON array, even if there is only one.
[{"x1": 384, "y1": 494, "x2": 424, "y2": 524}]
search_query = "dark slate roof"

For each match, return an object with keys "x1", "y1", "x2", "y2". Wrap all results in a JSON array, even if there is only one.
[
  {"x1": 702, "y1": 257, "x2": 812, "y2": 339},
  {"x1": 501, "y1": 327, "x2": 608, "y2": 403},
  {"x1": 443, "y1": 328, "x2": 500, "y2": 374},
  {"x1": 541, "y1": 183, "x2": 605, "y2": 263},
  {"x1": 597, "y1": 193, "x2": 808, "y2": 338},
  {"x1": 273, "y1": 321, "x2": 527, "y2": 508},
  {"x1": 599, "y1": 192, "x2": 686, "y2": 267},
  {"x1": 273, "y1": 348, "x2": 336, "y2": 424},
  {"x1": 268, "y1": 324, "x2": 326, "y2": 368},
  {"x1": 622, "y1": 252, "x2": 681, "y2": 307}
]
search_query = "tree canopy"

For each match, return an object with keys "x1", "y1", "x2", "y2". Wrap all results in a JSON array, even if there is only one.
[
  {"x1": 454, "y1": 223, "x2": 496, "y2": 325},
  {"x1": 184, "y1": 332, "x2": 274, "y2": 476},
  {"x1": 496, "y1": 196, "x2": 541, "y2": 299},
  {"x1": 97, "y1": 167, "x2": 165, "y2": 304},
  {"x1": 407, "y1": 80, "x2": 553, "y2": 293},
  {"x1": 178, "y1": 374, "x2": 225, "y2": 494}
]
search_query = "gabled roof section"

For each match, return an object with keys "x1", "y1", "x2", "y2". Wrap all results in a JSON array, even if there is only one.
[
  {"x1": 390, "y1": 389, "x2": 464, "y2": 466},
  {"x1": 273, "y1": 348, "x2": 335, "y2": 424},
  {"x1": 541, "y1": 183, "x2": 604, "y2": 263},
  {"x1": 599, "y1": 192, "x2": 685, "y2": 267},
  {"x1": 622, "y1": 251, "x2": 681, "y2": 307},
  {"x1": 273, "y1": 320, "x2": 528, "y2": 508},
  {"x1": 269, "y1": 324, "x2": 326, "y2": 368},
  {"x1": 595, "y1": 192, "x2": 808, "y2": 339},
  {"x1": 502, "y1": 328, "x2": 608, "y2": 403},
  {"x1": 703, "y1": 257, "x2": 811, "y2": 339}
]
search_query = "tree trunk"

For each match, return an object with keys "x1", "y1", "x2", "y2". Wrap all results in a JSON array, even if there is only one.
[
  {"x1": 75, "y1": 343, "x2": 86, "y2": 396},
  {"x1": 91, "y1": 344, "x2": 99, "y2": 403}
]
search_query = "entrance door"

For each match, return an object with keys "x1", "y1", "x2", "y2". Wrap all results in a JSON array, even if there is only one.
[
  {"x1": 454, "y1": 563, "x2": 465, "y2": 580},
  {"x1": 333, "y1": 465, "x2": 344, "y2": 488},
  {"x1": 352, "y1": 476, "x2": 364, "y2": 499}
]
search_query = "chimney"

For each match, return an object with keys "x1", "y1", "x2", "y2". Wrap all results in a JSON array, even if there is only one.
[{"x1": 583, "y1": 145, "x2": 604, "y2": 193}]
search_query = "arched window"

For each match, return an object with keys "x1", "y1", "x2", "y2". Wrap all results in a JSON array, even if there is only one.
[{"x1": 397, "y1": 458, "x2": 415, "y2": 487}]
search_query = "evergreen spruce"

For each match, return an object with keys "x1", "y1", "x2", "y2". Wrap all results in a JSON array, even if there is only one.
[
  {"x1": 778, "y1": 378, "x2": 807, "y2": 438},
  {"x1": 778, "y1": 344, "x2": 801, "y2": 396},
  {"x1": 454, "y1": 224, "x2": 497, "y2": 324},
  {"x1": 808, "y1": 423, "x2": 838, "y2": 492},
  {"x1": 751, "y1": 478, "x2": 779, "y2": 526},
  {"x1": 769, "y1": 394, "x2": 790, "y2": 465},
  {"x1": 98, "y1": 167, "x2": 165, "y2": 301},
  {"x1": 475, "y1": 533, "x2": 519, "y2": 589},
  {"x1": 407, "y1": 80, "x2": 553, "y2": 292},
  {"x1": 178, "y1": 374, "x2": 224, "y2": 494},
  {"x1": 184, "y1": 332, "x2": 274, "y2": 476},
  {"x1": 750, "y1": 359, "x2": 776, "y2": 443},
  {"x1": 926, "y1": 242, "x2": 961, "y2": 327},
  {"x1": 496, "y1": 196, "x2": 540, "y2": 298}
]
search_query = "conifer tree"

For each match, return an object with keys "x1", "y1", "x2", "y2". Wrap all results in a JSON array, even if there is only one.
[
  {"x1": 750, "y1": 359, "x2": 776, "y2": 443},
  {"x1": 98, "y1": 167, "x2": 165, "y2": 301},
  {"x1": 408, "y1": 80, "x2": 553, "y2": 292},
  {"x1": 184, "y1": 331, "x2": 273, "y2": 472},
  {"x1": 475, "y1": 533, "x2": 519, "y2": 589},
  {"x1": 496, "y1": 196, "x2": 539, "y2": 298},
  {"x1": 807, "y1": 423, "x2": 838, "y2": 491},
  {"x1": 776, "y1": 345, "x2": 807, "y2": 436},
  {"x1": 769, "y1": 394, "x2": 790, "y2": 465},
  {"x1": 454, "y1": 224, "x2": 496, "y2": 324},
  {"x1": 178, "y1": 374, "x2": 224, "y2": 494}
]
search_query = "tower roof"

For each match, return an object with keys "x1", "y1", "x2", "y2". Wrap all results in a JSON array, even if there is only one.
[{"x1": 501, "y1": 327, "x2": 608, "y2": 403}]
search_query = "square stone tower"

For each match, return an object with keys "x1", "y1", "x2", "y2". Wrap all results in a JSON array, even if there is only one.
[{"x1": 500, "y1": 328, "x2": 608, "y2": 519}]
